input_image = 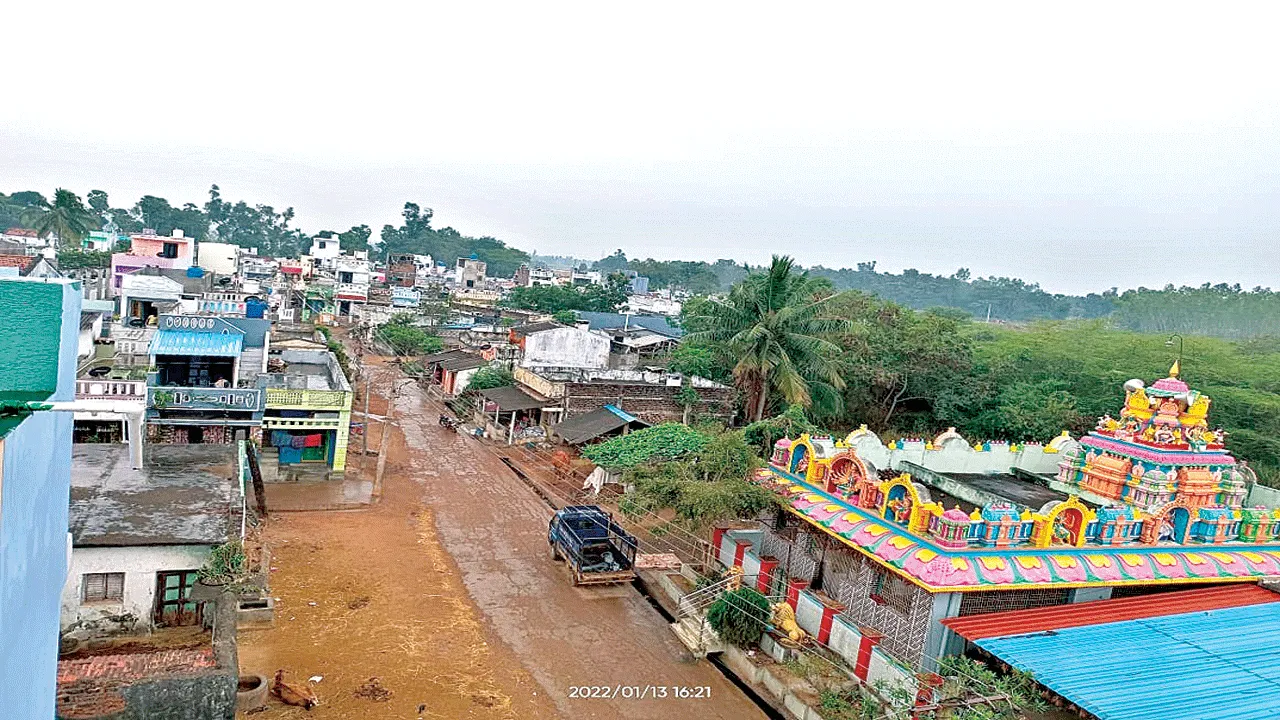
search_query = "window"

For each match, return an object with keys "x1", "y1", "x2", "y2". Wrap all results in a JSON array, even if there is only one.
[
  {"x1": 318, "y1": 241, "x2": 327, "y2": 249},
  {"x1": 83, "y1": 572, "x2": 125, "y2": 602},
  {"x1": 160, "y1": 242, "x2": 179, "y2": 259}
]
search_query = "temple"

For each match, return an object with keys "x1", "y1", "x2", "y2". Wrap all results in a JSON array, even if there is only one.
[{"x1": 724, "y1": 360, "x2": 1280, "y2": 685}]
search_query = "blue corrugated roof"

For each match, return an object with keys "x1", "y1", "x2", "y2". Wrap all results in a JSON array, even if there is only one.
[
  {"x1": 604, "y1": 404, "x2": 638, "y2": 423},
  {"x1": 150, "y1": 328, "x2": 244, "y2": 357},
  {"x1": 975, "y1": 602, "x2": 1280, "y2": 720}
]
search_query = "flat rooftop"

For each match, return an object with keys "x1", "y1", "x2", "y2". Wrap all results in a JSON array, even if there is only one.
[
  {"x1": 946, "y1": 471, "x2": 1067, "y2": 509},
  {"x1": 70, "y1": 444, "x2": 240, "y2": 547}
]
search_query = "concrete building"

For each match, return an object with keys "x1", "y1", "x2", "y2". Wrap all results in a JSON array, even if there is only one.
[
  {"x1": 334, "y1": 254, "x2": 372, "y2": 316},
  {"x1": 309, "y1": 234, "x2": 341, "y2": 268},
  {"x1": 196, "y1": 241, "x2": 239, "y2": 276},
  {"x1": 61, "y1": 444, "x2": 246, "y2": 640},
  {"x1": 82, "y1": 231, "x2": 121, "y2": 253},
  {"x1": 454, "y1": 256, "x2": 487, "y2": 288},
  {"x1": 511, "y1": 322, "x2": 610, "y2": 370},
  {"x1": 261, "y1": 348, "x2": 353, "y2": 481},
  {"x1": 109, "y1": 229, "x2": 195, "y2": 292},
  {"x1": 144, "y1": 314, "x2": 270, "y2": 445},
  {"x1": 0, "y1": 277, "x2": 81, "y2": 720}
]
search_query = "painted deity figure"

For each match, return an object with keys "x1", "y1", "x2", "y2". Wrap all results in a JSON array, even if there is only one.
[
  {"x1": 795, "y1": 454, "x2": 809, "y2": 475},
  {"x1": 887, "y1": 497, "x2": 911, "y2": 525},
  {"x1": 1153, "y1": 425, "x2": 1176, "y2": 445}
]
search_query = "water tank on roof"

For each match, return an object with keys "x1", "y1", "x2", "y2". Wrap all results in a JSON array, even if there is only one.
[
  {"x1": 186, "y1": 266, "x2": 205, "y2": 278},
  {"x1": 245, "y1": 297, "x2": 267, "y2": 319}
]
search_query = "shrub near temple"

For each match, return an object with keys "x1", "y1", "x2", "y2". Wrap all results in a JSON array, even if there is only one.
[{"x1": 583, "y1": 423, "x2": 708, "y2": 469}]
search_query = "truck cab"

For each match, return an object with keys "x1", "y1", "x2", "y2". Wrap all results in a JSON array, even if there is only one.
[{"x1": 547, "y1": 505, "x2": 638, "y2": 586}]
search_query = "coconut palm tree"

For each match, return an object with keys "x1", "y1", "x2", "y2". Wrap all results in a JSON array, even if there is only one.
[
  {"x1": 21, "y1": 188, "x2": 98, "y2": 249},
  {"x1": 685, "y1": 256, "x2": 850, "y2": 421}
]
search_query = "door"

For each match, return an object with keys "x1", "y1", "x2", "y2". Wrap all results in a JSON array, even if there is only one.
[{"x1": 154, "y1": 570, "x2": 202, "y2": 627}]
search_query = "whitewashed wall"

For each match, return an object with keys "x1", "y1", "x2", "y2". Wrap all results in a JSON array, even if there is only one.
[{"x1": 60, "y1": 545, "x2": 212, "y2": 639}]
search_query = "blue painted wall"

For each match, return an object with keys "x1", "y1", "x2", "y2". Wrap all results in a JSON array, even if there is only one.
[{"x1": 0, "y1": 279, "x2": 80, "y2": 719}]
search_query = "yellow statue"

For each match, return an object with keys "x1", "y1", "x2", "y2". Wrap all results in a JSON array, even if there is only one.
[
  {"x1": 1124, "y1": 387, "x2": 1154, "y2": 421},
  {"x1": 771, "y1": 602, "x2": 807, "y2": 642},
  {"x1": 724, "y1": 565, "x2": 744, "y2": 592}
]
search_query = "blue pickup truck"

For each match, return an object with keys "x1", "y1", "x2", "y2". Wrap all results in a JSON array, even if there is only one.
[{"x1": 547, "y1": 506, "x2": 639, "y2": 586}]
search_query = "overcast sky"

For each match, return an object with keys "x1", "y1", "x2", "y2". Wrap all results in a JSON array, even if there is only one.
[{"x1": 4, "y1": 2, "x2": 1279, "y2": 294}]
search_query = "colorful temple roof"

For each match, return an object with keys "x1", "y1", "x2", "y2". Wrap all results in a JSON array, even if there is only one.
[{"x1": 757, "y1": 465, "x2": 1280, "y2": 592}]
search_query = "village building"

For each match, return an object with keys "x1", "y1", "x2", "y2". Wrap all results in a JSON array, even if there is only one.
[
  {"x1": 510, "y1": 321, "x2": 611, "y2": 370},
  {"x1": 517, "y1": 366, "x2": 735, "y2": 426},
  {"x1": 334, "y1": 252, "x2": 372, "y2": 316},
  {"x1": 454, "y1": 256, "x2": 487, "y2": 288},
  {"x1": 308, "y1": 233, "x2": 341, "y2": 269},
  {"x1": 548, "y1": 404, "x2": 650, "y2": 445},
  {"x1": 726, "y1": 362, "x2": 1280, "y2": 707},
  {"x1": 143, "y1": 314, "x2": 269, "y2": 445},
  {"x1": 260, "y1": 346, "x2": 354, "y2": 481},
  {"x1": 109, "y1": 229, "x2": 195, "y2": 293},
  {"x1": 61, "y1": 444, "x2": 247, "y2": 640},
  {"x1": 420, "y1": 349, "x2": 489, "y2": 397},
  {"x1": 196, "y1": 241, "x2": 240, "y2": 276}
]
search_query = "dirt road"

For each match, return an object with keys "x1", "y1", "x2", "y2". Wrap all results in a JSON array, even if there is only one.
[
  {"x1": 394, "y1": 381, "x2": 767, "y2": 720},
  {"x1": 237, "y1": 388, "x2": 557, "y2": 719}
]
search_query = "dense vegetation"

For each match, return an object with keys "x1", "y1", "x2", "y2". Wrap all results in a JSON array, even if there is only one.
[
  {"x1": 501, "y1": 274, "x2": 628, "y2": 313},
  {"x1": 676, "y1": 259, "x2": 1280, "y2": 487},
  {"x1": 378, "y1": 203, "x2": 529, "y2": 276},
  {"x1": 374, "y1": 315, "x2": 444, "y2": 356}
]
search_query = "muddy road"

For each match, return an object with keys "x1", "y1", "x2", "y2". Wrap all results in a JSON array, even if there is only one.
[{"x1": 395, "y1": 381, "x2": 766, "y2": 720}]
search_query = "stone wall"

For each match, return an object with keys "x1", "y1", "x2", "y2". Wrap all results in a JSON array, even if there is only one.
[{"x1": 563, "y1": 381, "x2": 736, "y2": 424}]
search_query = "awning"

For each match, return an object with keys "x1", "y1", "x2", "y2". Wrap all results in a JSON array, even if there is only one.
[
  {"x1": 943, "y1": 585, "x2": 1280, "y2": 720},
  {"x1": 479, "y1": 386, "x2": 553, "y2": 412},
  {"x1": 150, "y1": 328, "x2": 244, "y2": 357},
  {"x1": 552, "y1": 405, "x2": 649, "y2": 444}
]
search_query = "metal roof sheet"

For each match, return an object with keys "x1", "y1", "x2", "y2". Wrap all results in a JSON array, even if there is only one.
[
  {"x1": 944, "y1": 584, "x2": 1280, "y2": 640},
  {"x1": 952, "y1": 588, "x2": 1280, "y2": 720},
  {"x1": 150, "y1": 328, "x2": 244, "y2": 357},
  {"x1": 479, "y1": 385, "x2": 554, "y2": 411}
]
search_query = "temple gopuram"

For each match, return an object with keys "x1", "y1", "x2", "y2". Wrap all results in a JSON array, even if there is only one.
[{"x1": 725, "y1": 361, "x2": 1280, "y2": 683}]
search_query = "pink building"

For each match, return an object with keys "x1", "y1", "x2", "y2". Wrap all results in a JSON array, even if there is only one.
[{"x1": 110, "y1": 229, "x2": 195, "y2": 289}]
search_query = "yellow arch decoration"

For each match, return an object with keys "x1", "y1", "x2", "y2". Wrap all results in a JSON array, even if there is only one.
[{"x1": 1031, "y1": 496, "x2": 1097, "y2": 548}]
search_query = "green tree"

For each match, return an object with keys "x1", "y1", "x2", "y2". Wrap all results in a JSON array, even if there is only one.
[
  {"x1": 21, "y1": 189, "x2": 99, "y2": 249},
  {"x1": 552, "y1": 309, "x2": 578, "y2": 324},
  {"x1": 337, "y1": 224, "x2": 372, "y2": 253},
  {"x1": 464, "y1": 366, "x2": 514, "y2": 393},
  {"x1": 684, "y1": 256, "x2": 850, "y2": 421},
  {"x1": 375, "y1": 315, "x2": 443, "y2": 355}
]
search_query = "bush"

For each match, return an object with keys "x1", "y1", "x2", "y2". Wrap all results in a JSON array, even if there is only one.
[
  {"x1": 464, "y1": 366, "x2": 513, "y2": 393},
  {"x1": 199, "y1": 540, "x2": 247, "y2": 585},
  {"x1": 583, "y1": 423, "x2": 708, "y2": 469},
  {"x1": 705, "y1": 587, "x2": 770, "y2": 647},
  {"x1": 376, "y1": 315, "x2": 443, "y2": 355}
]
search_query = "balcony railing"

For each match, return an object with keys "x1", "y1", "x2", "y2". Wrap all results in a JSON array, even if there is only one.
[
  {"x1": 265, "y1": 387, "x2": 349, "y2": 411},
  {"x1": 148, "y1": 386, "x2": 265, "y2": 412},
  {"x1": 335, "y1": 282, "x2": 368, "y2": 299},
  {"x1": 76, "y1": 379, "x2": 147, "y2": 401}
]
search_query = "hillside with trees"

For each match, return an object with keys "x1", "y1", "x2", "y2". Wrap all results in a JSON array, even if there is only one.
[{"x1": 677, "y1": 257, "x2": 1280, "y2": 487}]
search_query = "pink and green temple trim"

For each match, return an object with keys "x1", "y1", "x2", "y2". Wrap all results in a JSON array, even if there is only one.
[{"x1": 754, "y1": 363, "x2": 1280, "y2": 592}]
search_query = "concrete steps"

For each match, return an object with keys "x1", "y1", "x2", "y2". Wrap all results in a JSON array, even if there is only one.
[{"x1": 671, "y1": 615, "x2": 724, "y2": 657}]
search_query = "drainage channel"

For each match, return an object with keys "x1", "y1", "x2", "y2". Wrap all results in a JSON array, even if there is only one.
[{"x1": 633, "y1": 577, "x2": 788, "y2": 720}]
